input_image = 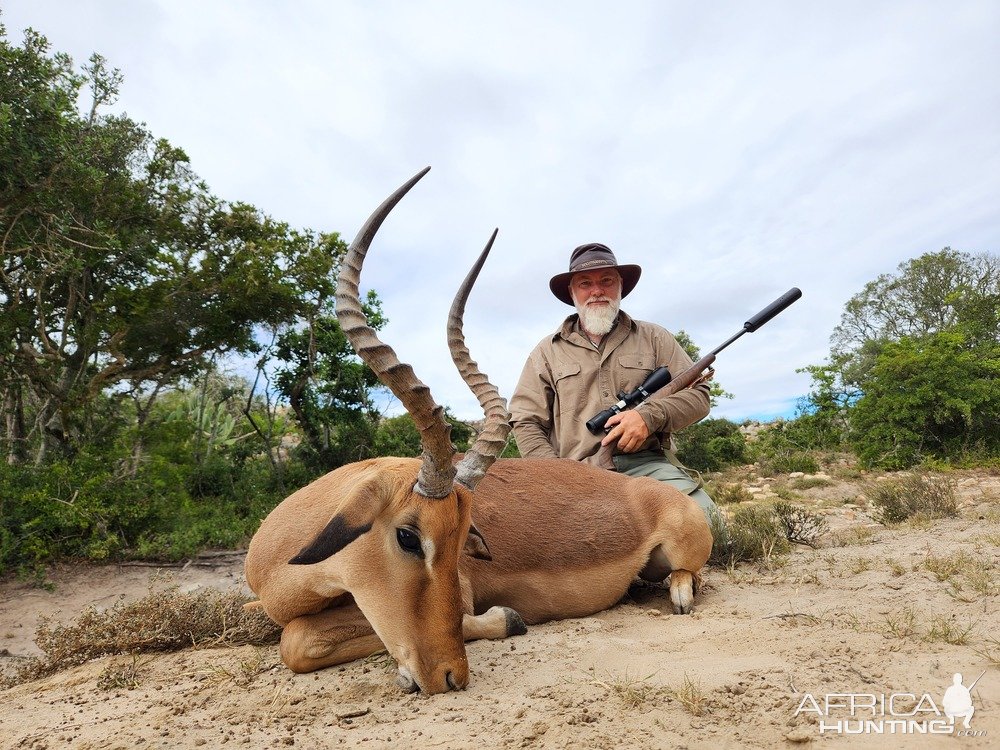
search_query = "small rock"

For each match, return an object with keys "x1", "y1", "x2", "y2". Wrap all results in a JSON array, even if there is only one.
[{"x1": 785, "y1": 727, "x2": 813, "y2": 743}]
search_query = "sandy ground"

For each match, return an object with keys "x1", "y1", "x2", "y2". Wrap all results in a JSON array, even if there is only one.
[{"x1": 1, "y1": 469, "x2": 998, "y2": 749}]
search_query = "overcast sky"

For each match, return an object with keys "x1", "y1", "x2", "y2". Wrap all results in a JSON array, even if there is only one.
[{"x1": 4, "y1": 1, "x2": 998, "y2": 422}]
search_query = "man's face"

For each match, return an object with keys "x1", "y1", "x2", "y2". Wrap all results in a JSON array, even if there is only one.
[{"x1": 570, "y1": 269, "x2": 622, "y2": 336}]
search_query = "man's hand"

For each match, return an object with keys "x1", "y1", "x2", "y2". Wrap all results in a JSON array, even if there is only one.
[{"x1": 600, "y1": 410, "x2": 649, "y2": 453}]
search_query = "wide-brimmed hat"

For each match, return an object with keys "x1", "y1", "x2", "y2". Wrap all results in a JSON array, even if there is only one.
[{"x1": 548, "y1": 243, "x2": 642, "y2": 306}]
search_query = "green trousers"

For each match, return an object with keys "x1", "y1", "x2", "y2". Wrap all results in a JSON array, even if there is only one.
[{"x1": 612, "y1": 450, "x2": 718, "y2": 520}]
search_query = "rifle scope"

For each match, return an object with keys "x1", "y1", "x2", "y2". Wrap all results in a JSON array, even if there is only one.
[{"x1": 585, "y1": 366, "x2": 672, "y2": 434}]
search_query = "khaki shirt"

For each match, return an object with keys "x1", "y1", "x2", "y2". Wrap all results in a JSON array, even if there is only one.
[{"x1": 510, "y1": 311, "x2": 710, "y2": 463}]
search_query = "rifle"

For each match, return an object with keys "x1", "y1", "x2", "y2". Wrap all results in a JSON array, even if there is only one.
[{"x1": 587, "y1": 287, "x2": 803, "y2": 436}]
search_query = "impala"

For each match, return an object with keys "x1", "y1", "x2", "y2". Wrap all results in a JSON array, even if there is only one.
[{"x1": 245, "y1": 169, "x2": 712, "y2": 694}]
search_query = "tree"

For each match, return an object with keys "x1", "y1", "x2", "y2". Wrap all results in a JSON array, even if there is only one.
[
  {"x1": 805, "y1": 248, "x2": 999, "y2": 467},
  {"x1": 271, "y1": 286, "x2": 386, "y2": 471},
  {"x1": 830, "y1": 248, "x2": 999, "y2": 387},
  {"x1": 849, "y1": 331, "x2": 1000, "y2": 468},
  {"x1": 0, "y1": 27, "x2": 334, "y2": 463},
  {"x1": 674, "y1": 417, "x2": 747, "y2": 472}
]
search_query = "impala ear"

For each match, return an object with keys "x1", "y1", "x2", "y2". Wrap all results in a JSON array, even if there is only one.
[
  {"x1": 464, "y1": 523, "x2": 492, "y2": 561},
  {"x1": 289, "y1": 516, "x2": 372, "y2": 565},
  {"x1": 288, "y1": 470, "x2": 392, "y2": 565}
]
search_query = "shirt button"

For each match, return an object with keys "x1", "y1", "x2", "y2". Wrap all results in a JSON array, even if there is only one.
[{"x1": 603, "y1": 391, "x2": 610, "y2": 397}]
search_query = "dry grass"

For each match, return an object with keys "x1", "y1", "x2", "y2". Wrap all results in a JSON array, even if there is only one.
[
  {"x1": 921, "y1": 550, "x2": 998, "y2": 599},
  {"x1": 866, "y1": 473, "x2": 958, "y2": 524},
  {"x1": 668, "y1": 673, "x2": 707, "y2": 716},
  {"x1": 924, "y1": 616, "x2": 976, "y2": 646},
  {"x1": 707, "y1": 482, "x2": 754, "y2": 505},
  {"x1": 882, "y1": 608, "x2": 918, "y2": 639},
  {"x1": 827, "y1": 526, "x2": 878, "y2": 547},
  {"x1": 97, "y1": 654, "x2": 149, "y2": 691},
  {"x1": 974, "y1": 636, "x2": 1000, "y2": 666},
  {"x1": 790, "y1": 477, "x2": 835, "y2": 491},
  {"x1": 3, "y1": 586, "x2": 280, "y2": 687},
  {"x1": 592, "y1": 669, "x2": 666, "y2": 710}
]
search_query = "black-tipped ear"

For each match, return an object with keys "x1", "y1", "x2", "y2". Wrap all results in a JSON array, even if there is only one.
[
  {"x1": 289, "y1": 516, "x2": 373, "y2": 565},
  {"x1": 464, "y1": 523, "x2": 492, "y2": 561}
]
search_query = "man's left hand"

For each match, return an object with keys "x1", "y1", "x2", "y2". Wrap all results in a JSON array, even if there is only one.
[{"x1": 601, "y1": 410, "x2": 649, "y2": 453}]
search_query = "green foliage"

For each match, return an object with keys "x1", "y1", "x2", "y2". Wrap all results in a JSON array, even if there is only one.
[
  {"x1": 0, "y1": 27, "x2": 335, "y2": 462},
  {"x1": 848, "y1": 331, "x2": 1000, "y2": 469},
  {"x1": 865, "y1": 474, "x2": 959, "y2": 525},
  {"x1": 802, "y1": 248, "x2": 999, "y2": 469},
  {"x1": 272, "y1": 289, "x2": 384, "y2": 472},
  {"x1": 674, "y1": 418, "x2": 747, "y2": 472},
  {"x1": 372, "y1": 410, "x2": 473, "y2": 458},
  {"x1": 830, "y1": 248, "x2": 998, "y2": 387},
  {"x1": 0, "y1": 376, "x2": 300, "y2": 574},
  {"x1": 748, "y1": 422, "x2": 820, "y2": 476}
]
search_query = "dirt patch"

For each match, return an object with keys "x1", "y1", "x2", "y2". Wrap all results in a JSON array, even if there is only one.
[{"x1": 2, "y1": 471, "x2": 998, "y2": 749}]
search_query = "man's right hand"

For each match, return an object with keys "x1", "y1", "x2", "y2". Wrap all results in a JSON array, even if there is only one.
[{"x1": 601, "y1": 410, "x2": 650, "y2": 453}]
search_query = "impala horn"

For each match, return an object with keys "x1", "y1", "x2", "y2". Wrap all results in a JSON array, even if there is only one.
[
  {"x1": 449, "y1": 230, "x2": 512, "y2": 490},
  {"x1": 335, "y1": 167, "x2": 456, "y2": 498}
]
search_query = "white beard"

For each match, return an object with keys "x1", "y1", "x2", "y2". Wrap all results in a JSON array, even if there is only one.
[{"x1": 575, "y1": 296, "x2": 620, "y2": 337}]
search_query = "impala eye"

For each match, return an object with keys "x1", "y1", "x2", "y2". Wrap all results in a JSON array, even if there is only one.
[{"x1": 396, "y1": 527, "x2": 424, "y2": 558}]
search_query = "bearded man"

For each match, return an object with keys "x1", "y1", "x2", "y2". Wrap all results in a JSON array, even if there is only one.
[{"x1": 509, "y1": 243, "x2": 717, "y2": 516}]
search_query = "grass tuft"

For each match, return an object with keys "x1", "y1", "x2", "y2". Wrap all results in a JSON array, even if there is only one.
[
  {"x1": 668, "y1": 673, "x2": 707, "y2": 716},
  {"x1": 3, "y1": 585, "x2": 280, "y2": 687}
]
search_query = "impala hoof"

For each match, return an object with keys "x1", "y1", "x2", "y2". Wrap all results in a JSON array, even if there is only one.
[
  {"x1": 503, "y1": 607, "x2": 528, "y2": 636},
  {"x1": 669, "y1": 570, "x2": 695, "y2": 614}
]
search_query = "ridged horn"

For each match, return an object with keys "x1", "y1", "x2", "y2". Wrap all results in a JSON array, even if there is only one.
[
  {"x1": 449, "y1": 229, "x2": 512, "y2": 490},
  {"x1": 335, "y1": 167, "x2": 456, "y2": 499}
]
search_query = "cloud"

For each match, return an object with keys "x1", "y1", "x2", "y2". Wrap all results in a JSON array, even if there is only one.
[{"x1": 4, "y1": 0, "x2": 998, "y2": 422}]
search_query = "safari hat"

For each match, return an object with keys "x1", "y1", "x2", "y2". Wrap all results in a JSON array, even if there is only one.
[{"x1": 548, "y1": 243, "x2": 642, "y2": 306}]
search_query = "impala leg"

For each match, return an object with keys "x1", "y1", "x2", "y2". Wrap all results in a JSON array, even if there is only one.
[
  {"x1": 462, "y1": 606, "x2": 528, "y2": 641},
  {"x1": 280, "y1": 603, "x2": 383, "y2": 674},
  {"x1": 669, "y1": 570, "x2": 696, "y2": 614},
  {"x1": 280, "y1": 602, "x2": 528, "y2": 675}
]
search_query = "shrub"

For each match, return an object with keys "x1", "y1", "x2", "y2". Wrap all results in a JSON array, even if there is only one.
[
  {"x1": 749, "y1": 422, "x2": 820, "y2": 476},
  {"x1": 865, "y1": 473, "x2": 958, "y2": 524},
  {"x1": 675, "y1": 418, "x2": 748, "y2": 472},
  {"x1": 709, "y1": 505, "x2": 790, "y2": 567},
  {"x1": 704, "y1": 481, "x2": 752, "y2": 505},
  {"x1": 772, "y1": 501, "x2": 828, "y2": 547}
]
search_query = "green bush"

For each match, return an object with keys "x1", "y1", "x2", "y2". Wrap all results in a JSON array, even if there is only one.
[
  {"x1": 675, "y1": 418, "x2": 748, "y2": 472},
  {"x1": 749, "y1": 422, "x2": 820, "y2": 476},
  {"x1": 848, "y1": 332, "x2": 1000, "y2": 470}
]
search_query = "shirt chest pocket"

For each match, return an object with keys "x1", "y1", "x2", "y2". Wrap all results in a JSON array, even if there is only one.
[
  {"x1": 617, "y1": 354, "x2": 654, "y2": 394},
  {"x1": 552, "y1": 362, "x2": 583, "y2": 417}
]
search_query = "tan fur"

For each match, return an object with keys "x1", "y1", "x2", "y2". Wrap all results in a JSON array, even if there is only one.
[{"x1": 245, "y1": 455, "x2": 712, "y2": 692}]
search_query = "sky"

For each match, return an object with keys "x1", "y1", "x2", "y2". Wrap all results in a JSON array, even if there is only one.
[{"x1": 4, "y1": 1, "x2": 998, "y2": 423}]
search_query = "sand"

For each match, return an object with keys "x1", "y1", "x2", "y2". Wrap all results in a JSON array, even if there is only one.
[{"x1": 1, "y1": 470, "x2": 997, "y2": 749}]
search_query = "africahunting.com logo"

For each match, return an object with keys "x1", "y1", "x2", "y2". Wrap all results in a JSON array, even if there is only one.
[{"x1": 794, "y1": 670, "x2": 988, "y2": 737}]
